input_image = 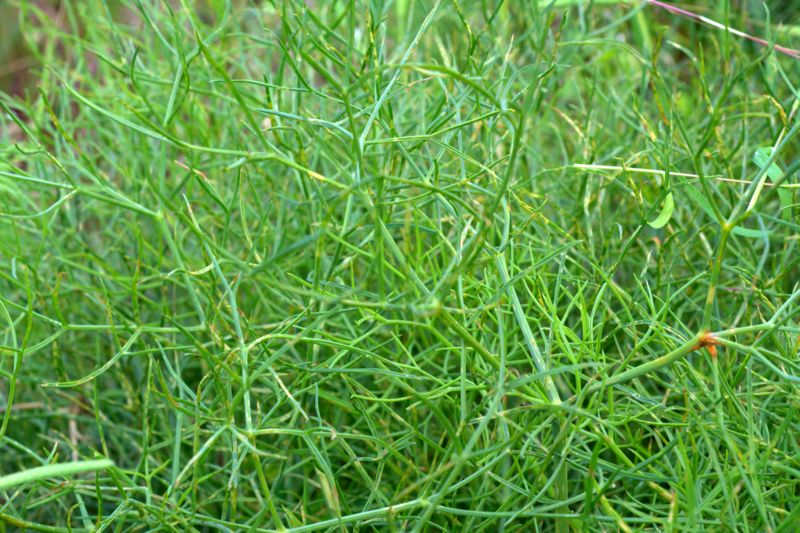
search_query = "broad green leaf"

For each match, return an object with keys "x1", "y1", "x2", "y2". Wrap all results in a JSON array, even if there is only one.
[
  {"x1": 648, "y1": 192, "x2": 675, "y2": 229},
  {"x1": 754, "y1": 147, "x2": 793, "y2": 221},
  {"x1": 684, "y1": 184, "x2": 772, "y2": 238}
]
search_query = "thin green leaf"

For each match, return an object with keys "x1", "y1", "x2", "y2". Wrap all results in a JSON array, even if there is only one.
[
  {"x1": 0, "y1": 459, "x2": 114, "y2": 491},
  {"x1": 648, "y1": 192, "x2": 675, "y2": 228}
]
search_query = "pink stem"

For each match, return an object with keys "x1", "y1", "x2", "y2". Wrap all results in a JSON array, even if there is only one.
[{"x1": 647, "y1": 0, "x2": 800, "y2": 59}]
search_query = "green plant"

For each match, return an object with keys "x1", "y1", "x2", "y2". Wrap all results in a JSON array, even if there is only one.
[{"x1": 1, "y1": 0, "x2": 800, "y2": 530}]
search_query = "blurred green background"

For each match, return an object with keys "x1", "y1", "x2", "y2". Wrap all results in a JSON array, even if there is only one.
[
  {"x1": 0, "y1": 0, "x2": 231, "y2": 97},
  {"x1": 1, "y1": 0, "x2": 799, "y2": 98}
]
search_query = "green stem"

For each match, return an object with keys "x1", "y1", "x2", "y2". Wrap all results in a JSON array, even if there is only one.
[{"x1": 586, "y1": 332, "x2": 704, "y2": 394}]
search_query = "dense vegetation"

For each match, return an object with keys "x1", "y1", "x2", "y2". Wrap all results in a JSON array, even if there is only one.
[{"x1": 2, "y1": 1, "x2": 800, "y2": 530}]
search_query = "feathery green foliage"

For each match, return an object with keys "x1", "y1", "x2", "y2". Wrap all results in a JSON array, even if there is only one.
[{"x1": 2, "y1": 0, "x2": 800, "y2": 530}]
